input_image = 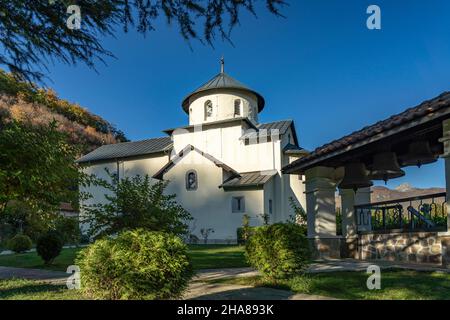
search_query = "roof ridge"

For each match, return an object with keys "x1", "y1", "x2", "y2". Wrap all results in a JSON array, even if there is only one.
[{"x1": 258, "y1": 119, "x2": 293, "y2": 126}]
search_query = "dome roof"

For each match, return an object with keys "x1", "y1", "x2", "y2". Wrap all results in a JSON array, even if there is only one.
[{"x1": 182, "y1": 71, "x2": 265, "y2": 114}]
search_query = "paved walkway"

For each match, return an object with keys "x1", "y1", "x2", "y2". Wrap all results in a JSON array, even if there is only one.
[
  {"x1": 1, "y1": 259, "x2": 449, "y2": 300},
  {"x1": 0, "y1": 266, "x2": 67, "y2": 284},
  {"x1": 308, "y1": 258, "x2": 450, "y2": 273},
  {"x1": 185, "y1": 267, "x2": 336, "y2": 300},
  {"x1": 184, "y1": 282, "x2": 336, "y2": 300}
]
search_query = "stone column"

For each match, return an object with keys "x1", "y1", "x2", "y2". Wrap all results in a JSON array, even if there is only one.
[
  {"x1": 339, "y1": 187, "x2": 371, "y2": 258},
  {"x1": 439, "y1": 119, "x2": 450, "y2": 267},
  {"x1": 304, "y1": 166, "x2": 340, "y2": 258}
]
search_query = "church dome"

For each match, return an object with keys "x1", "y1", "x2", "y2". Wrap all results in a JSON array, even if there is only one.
[{"x1": 182, "y1": 71, "x2": 265, "y2": 114}]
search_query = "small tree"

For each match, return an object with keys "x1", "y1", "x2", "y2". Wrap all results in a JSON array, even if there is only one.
[
  {"x1": 260, "y1": 212, "x2": 270, "y2": 225},
  {"x1": 289, "y1": 197, "x2": 307, "y2": 226},
  {"x1": 242, "y1": 214, "x2": 251, "y2": 242},
  {"x1": 81, "y1": 171, "x2": 192, "y2": 239},
  {"x1": 200, "y1": 228, "x2": 214, "y2": 244},
  {"x1": 36, "y1": 230, "x2": 64, "y2": 265}
]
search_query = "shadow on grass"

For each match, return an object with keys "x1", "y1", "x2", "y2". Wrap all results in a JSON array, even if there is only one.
[
  {"x1": 297, "y1": 270, "x2": 450, "y2": 300},
  {"x1": 190, "y1": 287, "x2": 293, "y2": 300},
  {"x1": 209, "y1": 270, "x2": 450, "y2": 300},
  {"x1": 0, "y1": 281, "x2": 66, "y2": 299}
]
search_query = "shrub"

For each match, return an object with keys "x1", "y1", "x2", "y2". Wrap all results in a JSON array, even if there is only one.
[
  {"x1": 76, "y1": 229, "x2": 194, "y2": 300},
  {"x1": 245, "y1": 223, "x2": 310, "y2": 280},
  {"x1": 36, "y1": 230, "x2": 64, "y2": 264},
  {"x1": 7, "y1": 234, "x2": 32, "y2": 253}
]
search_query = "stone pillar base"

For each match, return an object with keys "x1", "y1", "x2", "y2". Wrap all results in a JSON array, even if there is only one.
[
  {"x1": 308, "y1": 237, "x2": 342, "y2": 259},
  {"x1": 341, "y1": 237, "x2": 359, "y2": 259}
]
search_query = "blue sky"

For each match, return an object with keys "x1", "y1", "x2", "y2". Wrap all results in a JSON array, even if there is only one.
[{"x1": 44, "y1": 0, "x2": 450, "y2": 188}]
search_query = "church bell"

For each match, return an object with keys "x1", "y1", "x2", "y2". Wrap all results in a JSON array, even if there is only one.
[
  {"x1": 401, "y1": 140, "x2": 437, "y2": 167},
  {"x1": 369, "y1": 152, "x2": 405, "y2": 183},
  {"x1": 338, "y1": 162, "x2": 373, "y2": 192}
]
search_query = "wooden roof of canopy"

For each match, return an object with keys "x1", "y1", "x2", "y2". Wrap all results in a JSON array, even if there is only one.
[{"x1": 282, "y1": 92, "x2": 450, "y2": 174}]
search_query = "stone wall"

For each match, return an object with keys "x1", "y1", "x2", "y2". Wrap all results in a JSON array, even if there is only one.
[
  {"x1": 308, "y1": 237, "x2": 342, "y2": 259},
  {"x1": 359, "y1": 232, "x2": 442, "y2": 264}
]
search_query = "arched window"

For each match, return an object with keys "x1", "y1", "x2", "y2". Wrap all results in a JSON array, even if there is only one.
[
  {"x1": 234, "y1": 99, "x2": 241, "y2": 116},
  {"x1": 204, "y1": 100, "x2": 213, "y2": 120},
  {"x1": 186, "y1": 170, "x2": 198, "y2": 191}
]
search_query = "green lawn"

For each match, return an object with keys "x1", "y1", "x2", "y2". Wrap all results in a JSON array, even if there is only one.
[
  {"x1": 0, "y1": 245, "x2": 247, "y2": 272},
  {"x1": 210, "y1": 270, "x2": 450, "y2": 300},
  {"x1": 2, "y1": 269, "x2": 450, "y2": 300},
  {"x1": 0, "y1": 279, "x2": 83, "y2": 300}
]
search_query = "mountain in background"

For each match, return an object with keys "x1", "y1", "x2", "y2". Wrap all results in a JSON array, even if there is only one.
[
  {"x1": 336, "y1": 183, "x2": 445, "y2": 207},
  {"x1": 370, "y1": 183, "x2": 445, "y2": 202},
  {"x1": 0, "y1": 70, "x2": 127, "y2": 154}
]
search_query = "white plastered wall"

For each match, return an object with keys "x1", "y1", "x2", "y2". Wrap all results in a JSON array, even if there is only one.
[
  {"x1": 188, "y1": 90, "x2": 259, "y2": 125},
  {"x1": 163, "y1": 150, "x2": 265, "y2": 241}
]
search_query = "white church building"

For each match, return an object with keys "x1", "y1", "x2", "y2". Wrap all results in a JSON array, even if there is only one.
[{"x1": 78, "y1": 62, "x2": 307, "y2": 243}]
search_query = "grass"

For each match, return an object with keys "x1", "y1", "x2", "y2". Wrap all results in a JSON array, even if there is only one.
[
  {"x1": 3, "y1": 269, "x2": 450, "y2": 300},
  {"x1": 0, "y1": 279, "x2": 84, "y2": 300},
  {"x1": 0, "y1": 247, "x2": 81, "y2": 272},
  {"x1": 0, "y1": 245, "x2": 247, "y2": 272},
  {"x1": 188, "y1": 244, "x2": 247, "y2": 270},
  {"x1": 0, "y1": 244, "x2": 247, "y2": 300},
  {"x1": 209, "y1": 270, "x2": 450, "y2": 300}
]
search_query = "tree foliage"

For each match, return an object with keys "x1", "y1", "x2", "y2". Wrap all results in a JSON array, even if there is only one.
[
  {"x1": 81, "y1": 171, "x2": 192, "y2": 239},
  {"x1": 0, "y1": 70, "x2": 127, "y2": 146},
  {"x1": 36, "y1": 230, "x2": 64, "y2": 265},
  {"x1": 0, "y1": 1, "x2": 286, "y2": 82},
  {"x1": 0, "y1": 119, "x2": 83, "y2": 217}
]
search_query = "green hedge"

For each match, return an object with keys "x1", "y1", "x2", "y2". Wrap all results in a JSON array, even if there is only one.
[
  {"x1": 76, "y1": 229, "x2": 193, "y2": 300},
  {"x1": 245, "y1": 223, "x2": 310, "y2": 280}
]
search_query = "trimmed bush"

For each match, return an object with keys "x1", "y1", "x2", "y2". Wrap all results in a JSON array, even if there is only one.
[
  {"x1": 245, "y1": 223, "x2": 310, "y2": 280},
  {"x1": 8, "y1": 234, "x2": 32, "y2": 253},
  {"x1": 36, "y1": 230, "x2": 64, "y2": 264},
  {"x1": 76, "y1": 229, "x2": 194, "y2": 300}
]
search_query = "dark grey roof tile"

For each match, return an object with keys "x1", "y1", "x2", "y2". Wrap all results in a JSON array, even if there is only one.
[{"x1": 77, "y1": 137, "x2": 173, "y2": 163}]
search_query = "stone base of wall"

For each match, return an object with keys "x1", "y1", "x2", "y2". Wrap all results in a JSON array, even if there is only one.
[
  {"x1": 308, "y1": 238, "x2": 342, "y2": 259},
  {"x1": 359, "y1": 232, "x2": 442, "y2": 264},
  {"x1": 341, "y1": 237, "x2": 358, "y2": 259},
  {"x1": 440, "y1": 236, "x2": 450, "y2": 268}
]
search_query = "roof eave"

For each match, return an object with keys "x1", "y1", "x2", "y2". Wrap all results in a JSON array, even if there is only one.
[
  {"x1": 181, "y1": 87, "x2": 265, "y2": 114},
  {"x1": 282, "y1": 102, "x2": 450, "y2": 175}
]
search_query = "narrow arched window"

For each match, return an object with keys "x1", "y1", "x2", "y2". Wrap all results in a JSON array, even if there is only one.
[
  {"x1": 204, "y1": 100, "x2": 213, "y2": 120},
  {"x1": 186, "y1": 170, "x2": 198, "y2": 191},
  {"x1": 234, "y1": 99, "x2": 241, "y2": 116}
]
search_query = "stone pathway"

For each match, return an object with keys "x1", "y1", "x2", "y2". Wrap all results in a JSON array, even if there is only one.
[
  {"x1": 185, "y1": 283, "x2": 336, "y2": 300},
  {"x1": 0, "y1": 266, "x2": 67, "y2": 284},
  {"x1": 308, "y1": 258, "x2": 450, "y2": 274},
  {"x1": 185, "y1": 267, "x2": 336, "y2": 300},
  {"x1": 1, "y1": 259, "x2": 449, "y2": 300}
]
